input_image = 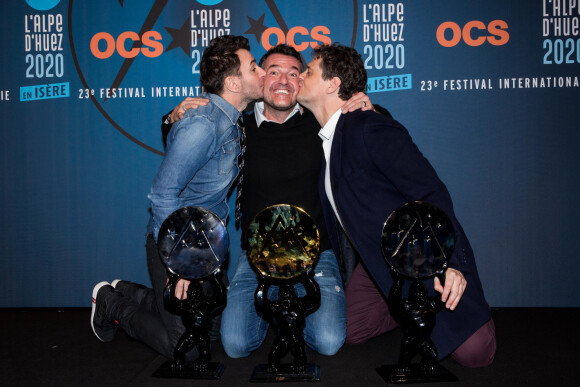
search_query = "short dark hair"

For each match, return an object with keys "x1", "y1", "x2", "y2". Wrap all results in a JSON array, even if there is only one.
[
  {"x1": 200, "y1": 35, "x2": 251, "y2": 95},
  {"x1": 312, "y1": 43, "x2": 367, "y2": 100},
  {"x1": 259, "y1": 44, "x2": 304, "y2": 71}
]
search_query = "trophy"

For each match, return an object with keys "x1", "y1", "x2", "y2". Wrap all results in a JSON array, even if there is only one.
[
  {"x1": 152, "y1": 206, "x2": 228, "y2": 380},
  {"x1": 376, "y1": 201, "x2": 458, "y2": 384},
  {"x1": 246, "y1": 204, "x2": 322, "y2": 382}
]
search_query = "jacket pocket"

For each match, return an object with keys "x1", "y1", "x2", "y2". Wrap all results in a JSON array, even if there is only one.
[{"x1": 219, "y1": 138, "x2": 237, "y2": 175}]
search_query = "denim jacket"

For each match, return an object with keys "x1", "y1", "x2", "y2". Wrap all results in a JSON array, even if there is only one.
[{"x1": 148, "y1": 93, "x2": 241, "y2": 239}]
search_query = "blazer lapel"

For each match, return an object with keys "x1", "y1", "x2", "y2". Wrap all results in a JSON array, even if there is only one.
[{"x1": 330, "y1": 115, "x2": 346, "y2": 178}]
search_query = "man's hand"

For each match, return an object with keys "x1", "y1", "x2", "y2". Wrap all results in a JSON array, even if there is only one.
[
  {"x1": 433, "y1": 268, "x2": 466, "y2": 311},
  {"x1": 174, "y1": 278, "x2": 191, "y2": 300},
  {"x1": 341, "y1": 92, "x2": 375, "y2": 113},
  {"x1": 167, "y1": 97, "x2": 210, "y2": 124}
]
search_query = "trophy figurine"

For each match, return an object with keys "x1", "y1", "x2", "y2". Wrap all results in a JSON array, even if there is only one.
[
  {"x1": 152, "y1": 206, "x2": 228, "y2": 380},
  {"x1": 246, "y1": 204, "x2": 322, "y2": 382},
  {"x1": 376, "y1": 201, "x2": 458, "y2": 384}
]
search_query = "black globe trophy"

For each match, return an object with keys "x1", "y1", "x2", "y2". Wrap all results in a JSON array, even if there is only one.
[
  {"x1": 246, "y1": 204, "x2": 322, "y2": 382},
  {"x1": 152, "y1": 206, "x2": 228, "y2": 380},
  {"x1": 376, "y1": 201, "x2": 458, "y2": 384}
]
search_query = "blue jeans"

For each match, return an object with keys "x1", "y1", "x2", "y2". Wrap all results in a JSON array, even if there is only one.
[{"x1": 220, "y1": 249, "x2": 346, "y2": 357}]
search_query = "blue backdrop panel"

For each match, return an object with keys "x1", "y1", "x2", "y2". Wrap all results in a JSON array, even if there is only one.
[{"x1": 1, "y1": 0, "x2": 578, "y2": 307}]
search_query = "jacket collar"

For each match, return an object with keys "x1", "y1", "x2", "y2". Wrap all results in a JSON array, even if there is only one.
[{"x1": 206, "y1": 92, "x2": 241, "y2": 126}]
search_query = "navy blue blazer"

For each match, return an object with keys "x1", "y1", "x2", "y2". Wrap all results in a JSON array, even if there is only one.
[{"x1": 319, "y1": 109, "x2": 491, "y2": 359}]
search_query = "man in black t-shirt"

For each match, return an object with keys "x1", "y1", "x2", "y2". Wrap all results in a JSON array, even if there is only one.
[{"x1": 166, "y1": 44, "x2": 374, "y2": 358}]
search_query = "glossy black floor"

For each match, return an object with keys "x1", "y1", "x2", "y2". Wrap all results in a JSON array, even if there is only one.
[{"x1": 1, "y1": 308, "x2": 578, "y2": 386}]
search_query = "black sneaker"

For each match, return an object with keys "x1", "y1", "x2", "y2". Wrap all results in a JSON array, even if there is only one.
[{"x1": 91, "y1": 281, "x2": 117, "y2": 342}]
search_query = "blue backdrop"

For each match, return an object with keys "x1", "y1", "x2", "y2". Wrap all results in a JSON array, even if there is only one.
[{"x1": 1, "y1": 0, "x2": 579, "y2": 307}]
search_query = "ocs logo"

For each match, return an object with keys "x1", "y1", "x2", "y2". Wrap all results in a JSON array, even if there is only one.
[
  {"x1": 261, "y1": 26, "x2": 331, "y2": 51},
  {"x1": 90, "y1": 31, "x2": 164, "y2": 59},
  {"x1": 436, "y1": 20, "x2": 509, "y2": 47}
]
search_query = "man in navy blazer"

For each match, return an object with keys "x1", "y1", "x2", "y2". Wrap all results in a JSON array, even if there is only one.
[{"x1": 297, "y1": 43, "x2": 496, "y2": 367}]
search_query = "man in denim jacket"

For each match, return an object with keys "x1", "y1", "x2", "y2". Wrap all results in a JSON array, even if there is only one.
[{"x1": 90, "y1": 35, "x2": 265, "y2": 362}]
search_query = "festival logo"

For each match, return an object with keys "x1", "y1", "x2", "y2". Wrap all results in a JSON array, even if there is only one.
[{"x1": 359, "y1": 2, "x2": 410, "y2": 94}]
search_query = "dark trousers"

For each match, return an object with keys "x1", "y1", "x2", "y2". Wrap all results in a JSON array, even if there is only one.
[
  {"x1": 107, "y1": 235, "x2": 187, "y2": 359},
  {"x1": 110, "y1": 235, "x2": 222, "y2": 360},
  {"x1": 345, "y1": 263, "x2": 496, "y2": 367}
]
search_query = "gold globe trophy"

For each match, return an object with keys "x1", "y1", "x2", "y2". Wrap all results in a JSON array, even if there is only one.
[{"x1": 246, "y1": 204, "x2": 322, "y2": 382}]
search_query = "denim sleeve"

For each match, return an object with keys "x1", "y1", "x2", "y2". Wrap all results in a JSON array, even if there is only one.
[{"x1": 148, "y1": 115, "x2": 216, "y2": 237}]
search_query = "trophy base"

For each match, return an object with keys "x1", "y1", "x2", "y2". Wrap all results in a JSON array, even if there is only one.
[
  {"x1": 376, "y1": 363, "x2": 457, "y2": 384},
  {"x1": 250, "y1": 363, "x2": 321, "y2": 383},
  {"x1": 152, "y1": 361, "x2": 225, "y2": 380}
]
